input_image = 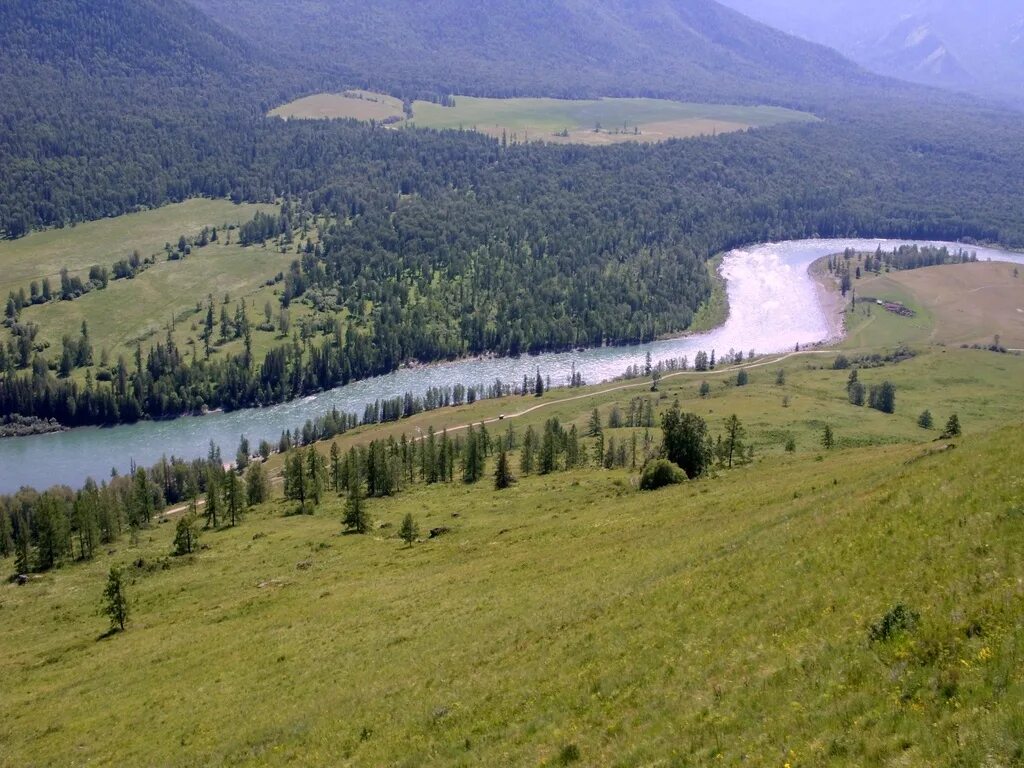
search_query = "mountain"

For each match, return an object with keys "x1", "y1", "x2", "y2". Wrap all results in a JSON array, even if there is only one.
[
  {"x1": 718, "y1": 0, "x2": 1024, "y2": 103},
  {"x1": 186, "y1": 0, "x2": 880, "y2": 108},
  {"x1": 870, "y1": 15, "x2": 973, "y2": 86}
]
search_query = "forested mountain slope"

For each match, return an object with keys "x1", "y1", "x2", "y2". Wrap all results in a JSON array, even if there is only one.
[
  {"x1": 0, "y1": 0, "x2": 285, "y2": 235},
  {"x1": 191, "y1": 0, "x2": 877, "y2": 105}
]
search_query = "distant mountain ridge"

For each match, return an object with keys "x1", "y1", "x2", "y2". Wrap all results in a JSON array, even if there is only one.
[{"x1": 718, "y1": 0, "x2": 1024, "y2": 104}]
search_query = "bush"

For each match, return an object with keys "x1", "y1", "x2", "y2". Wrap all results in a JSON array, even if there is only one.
[
  {"x1": 869, "y1": 604, "x2": 919, "y2": 643},
  {"x1": 640, "y1": 459, "x2": 687, "y2": 490}
]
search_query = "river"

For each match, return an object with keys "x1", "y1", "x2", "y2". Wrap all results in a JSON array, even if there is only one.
[{"x1": 2, "y1": 238, "x2": 1022, "y2": 493}]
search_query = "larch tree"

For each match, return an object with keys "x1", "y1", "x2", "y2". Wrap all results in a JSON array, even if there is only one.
[
  {"x1": 102, "y1": 566, "x2": 129, "y2": 633},
  {"x1": 494, "y1": 447, "x2": 515, "y2": 490}
]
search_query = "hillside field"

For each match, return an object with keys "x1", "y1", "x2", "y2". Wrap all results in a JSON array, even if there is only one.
[
  {"x1": 858, "y1": 262, "x2": 1024, "y2": 349},
  {"x1": 0, "y1": 201, "x2": 302, "y2": 372},
  {"x1": 0, "y1": 200, "x2": 274, "y2": 298},
  {"x1": 2, "y1": 345, "x2": 1022, "y2": 765},
  {"x1": 270, "y1": 93, "x2": 818, "y2": 145}
]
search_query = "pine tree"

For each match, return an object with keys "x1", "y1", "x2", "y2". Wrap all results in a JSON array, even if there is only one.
[
  {"x1": 204, "y1": 471, "x2": 220, "y2": 529},
  {"x1": 102, "y1": 566, "x2": 129, "y2": 632},
  {"x1": 941, "y1": 413, "x2": 962, "y2": 439},
  {"x1": 131, "y1": 468, "x2": 153, "y2": 529},
  {"x1": 917, "y1": 410, "x2": 934, "y2": 429},
  {"x1": 587, "y1": 408, "x2": 603, "y2": 437},
  {"x1": 235, "y1": 435, "x2": 250, "y2": 471},
  {"x1": 534, "y1": 369, "x2": 544, "y2": 397},
  {"x1": 463, "y1": 425, "x2": 480, "y2": 483},
  {"x1": 722, "y1": 414, "x2": 745, "y2": 468},
  {"x1": 14, "y1": 515, "x2": 31, "y2": 575},
  {"x1": 307, "y1": 448, "x2": 327, "y2": 505},
  {"x1": 329, "y1": 442, "x2": 342, "y2": 491},
  {"x1": 539, "y1": 423, "x2": 558, "y2": 474},
  {"x1": 520, "y1": 426, "x2": 536, "y2": 475},
  {"x1": 494, "y1": 448, "x2": 515, "y2": 490},
  {"x1": 822, "y1": 424, "x2": 835, "y2": 450},
  {"x1": 0, "y1": 509, "x2": 13, "y2": 560},
  {"x1": 399, "y1": 513, "x2": 418, "y2": 547},
  {"x1": 283, "y1": 450, "x2": 308, "y2": 510}
]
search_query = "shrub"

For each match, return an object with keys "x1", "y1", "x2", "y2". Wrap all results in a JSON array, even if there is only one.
[
  {"x1": 640, "y1": 459, "x2": 687, "y2": 491},
  {"x1": 869, "y1": 604, "x2": 919, "y2": 643},
  {"x1": 559, "y1": 744, "x2": 581, "y2": 765}
]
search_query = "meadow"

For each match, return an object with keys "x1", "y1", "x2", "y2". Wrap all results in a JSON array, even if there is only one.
[
  {"x1": 268, "y1": 90, "x2": 406, "y2": 121},
  {"x1": 0, "y1": 199, "x2": 273, "y2": 298},
  {"x1": 857, "y1": 261, "x2": 1024, "y2": 349},
  {"x1": 0, "y1": 200, "x2": 296, "y2": 371},
  {"x1": 270, "y1": 93, "x2": 818, "y2": 145}
]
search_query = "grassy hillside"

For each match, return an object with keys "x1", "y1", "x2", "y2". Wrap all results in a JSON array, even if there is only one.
[
  {"x1": 0, "y1": 199, "x2": 273, "y2": 297},
  {"x1": 2, "y1": 409, "x2": 1022, "y2": 765},
  {"x1": 0, "y1": 201, "x2": 286, "y2": 366}
]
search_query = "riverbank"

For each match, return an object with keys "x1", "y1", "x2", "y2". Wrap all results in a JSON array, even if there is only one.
[{"x1": 808, "y1": 255, "x2": 849, "y2": 342}]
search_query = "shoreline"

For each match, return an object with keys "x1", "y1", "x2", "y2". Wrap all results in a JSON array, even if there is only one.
[{"x1": 808, "y1": 255, "x2": 848, "y2": 343}]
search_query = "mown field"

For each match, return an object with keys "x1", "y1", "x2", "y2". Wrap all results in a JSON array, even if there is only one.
[
  {"x1": 851, "y1": 261, "x2": 1024, "y2": 349},
  {"x1": 270, "y1": 93, "x2": 817, "y2": 145},
  {"x1": 268, "y1": 90, "x2": 405, "y2": 121},
  {"x1": 2, "y1": 369, "x2": 1022, "y2": 765}
]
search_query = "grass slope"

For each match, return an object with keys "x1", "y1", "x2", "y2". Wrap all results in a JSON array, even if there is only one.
[
  {"x1": 0, "y1": 199, "x2": 272, "y2": 298},
  {"x1": 25, "y1": 240, "x2": 298, "y2": 357},
  {"x1": 2, "y1": 423, "x2": 1022, "y2": 765}
]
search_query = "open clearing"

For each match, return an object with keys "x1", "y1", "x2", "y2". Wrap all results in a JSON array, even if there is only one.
[
  {"x1": 24, "y1": 240, "x2": 297, "y2": 357},
  {"x1": 0, "y1": 199, "x2": 273, "y2": 298},
  {"x1": 0, "y1": 200, "x2": 287, "y2": 365},
  {"x1": 2, "y1": 342, "x2": 1023, "y2": 765},
  {"x1": 270, "y1": 93, "x2": 817, "y2": 145}
]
